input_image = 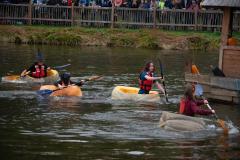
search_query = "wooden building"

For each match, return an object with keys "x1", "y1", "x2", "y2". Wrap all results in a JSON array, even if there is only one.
[{"x1": 185, "y1": 0, "x2": 240, "y2": 104}]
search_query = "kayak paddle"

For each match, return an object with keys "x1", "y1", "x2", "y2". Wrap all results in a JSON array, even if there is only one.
[
  {"x1": 194, "y1": 83, "x2": 204, "y2": 97},
  {"x1": 52, "y1": 64, "x2": 71, "y2": 70},
  {"x1": 205, "y1": 103, "x2": 229, "y2": 135},
  {"x1": 158, "y1": 59, "x2": 169, "y2": 102},
  {"x1": 194, "y1": 83, "x2": 228, "y2": 134},
  {"x1": 37, "y1": 75, "x2": 102, "y2": 96}
]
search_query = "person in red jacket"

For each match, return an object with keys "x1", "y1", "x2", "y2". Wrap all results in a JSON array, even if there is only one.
[{"x1": 180, "y1": 84, "x2": 215, "y2": 117}]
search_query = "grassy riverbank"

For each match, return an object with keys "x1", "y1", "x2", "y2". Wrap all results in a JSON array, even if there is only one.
[{"x1": 0, "y1": 25, "x2": 239, "y2": 50}]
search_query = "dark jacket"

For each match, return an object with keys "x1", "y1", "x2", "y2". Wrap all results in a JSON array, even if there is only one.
[{"x1": 183, "y1": 98, "x2": 213, "y2": 117}]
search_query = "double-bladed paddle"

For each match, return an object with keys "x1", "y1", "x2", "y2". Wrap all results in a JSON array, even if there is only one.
[
  {"x1": 205, "y1": 103, "x2": 229, "y2": 135},
  {"x1": 51, "y1": 64, "x2": 71, "y2": 70},
  {"x1": 158, "y1": 59, "x2": 169, "y2": 102},
  {"x1": 37, "y1": 75, "x2": 102, "y2": 96}
]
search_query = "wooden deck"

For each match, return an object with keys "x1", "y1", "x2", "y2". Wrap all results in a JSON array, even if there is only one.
[{"x1": 185, "y1": 73, "x2": 240, "y2": 104}]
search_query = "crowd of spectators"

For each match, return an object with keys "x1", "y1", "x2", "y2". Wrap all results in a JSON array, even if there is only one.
[{"x1": 0, "y1": 0, "x2": 202, "y2": 11}]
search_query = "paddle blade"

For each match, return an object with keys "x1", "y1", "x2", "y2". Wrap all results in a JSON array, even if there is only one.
[
  {"x1": 217, "y1": 119, "x2": 229, "y2": 135},
  {"x1": 53, "y1": 64, "x2": 71, "y2": 70},
  {"x1": 195, "y1": 84, "x2": 203, "y2": 97},
  {"x1": 86, "y1": 75, "x2": 102, "y2": 81},
  {"x1": 37, "y1": 89, "x2": 53, "y2": 96}
]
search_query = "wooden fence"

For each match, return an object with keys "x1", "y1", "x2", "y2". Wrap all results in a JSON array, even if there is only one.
[{"x1": 0, "y1": 3, "x2": 240, "y2": 31}]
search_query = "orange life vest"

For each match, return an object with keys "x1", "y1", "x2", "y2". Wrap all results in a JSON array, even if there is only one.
[
  {"x1": 179, "y1": 98, "x2": 185, "y2": 114},
  {"x1": 139, "y1": 72, "x2": 154, "y2": 91}
]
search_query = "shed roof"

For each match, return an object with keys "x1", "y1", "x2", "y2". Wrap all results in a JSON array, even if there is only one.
[{"x1": 201, "y1": 0, "x2": 240, "y2": 8}]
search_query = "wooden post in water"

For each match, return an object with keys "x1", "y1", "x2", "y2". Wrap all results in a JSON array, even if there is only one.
[
  {"x1": 218, "y1": 7, "x2": 231, "y2": 69},
  {"x1": 71, "y1": 2, "x2": 74, "y2": 26},
  {"x1": 28, "y1": 0, "x2": 32, "y2": 25},
  {"x1": 111, "y1": 0, "x2": 115, "y2": 29},
  {"x1": 194, "y1": 10, "x2": 197, "y2": 31},
  {"x1": 220, "y1": 8, "x2": 231, "y2": 46},
  {"x1": 153, "y1": 0, "x2": 157, "y2": 29}
]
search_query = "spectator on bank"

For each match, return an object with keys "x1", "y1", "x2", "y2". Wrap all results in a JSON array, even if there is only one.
[
  {"x1": 89, "y1": 0, "x2": 100, "y2": 7},
  {"x1": 32, "y1": 0, "x2": 46, "y2": 4},
  {"x1": 187, "y1": 0, "x2": 199, "y2": 11},
  {"x1": 132, "y1": 0, "x2": 140, "y2": 8},
  {"x1": 47, "y1": 0, "x2": 61, "y2": 5},
  {"x1": 139, "y1": 0, "x2": 150, "y2": 9},
  {"x1": 173, "y1": 0, "x2": 185, "y2": 9},
  {"x1": 158, "y1": 0, "x2": 165, "y2": 9},
  {"x1": 164, "y1": 0, "x2": 173, "y2": 9},
  {"x1": 0, "y1": 0, "x2": 9, "y2": 3},
  {"x1": 78, "y1": 0, "x2": 89, "y2": 6}
]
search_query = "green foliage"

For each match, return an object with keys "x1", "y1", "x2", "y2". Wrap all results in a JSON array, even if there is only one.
[
  {"x1": 1, "y1": 25, "x2": 239, "y2": 50},
  {"x1": 137, "y1": 35, "x2": 158, "y2": 49}
]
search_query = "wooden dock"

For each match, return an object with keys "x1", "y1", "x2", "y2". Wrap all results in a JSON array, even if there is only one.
[{"x1": 185, "y1": 73, "x2": 240, "y2": 104}]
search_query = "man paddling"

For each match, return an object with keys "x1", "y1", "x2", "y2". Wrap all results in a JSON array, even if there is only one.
[
  {"x1": 179, "y1": 84, "x2": 215, "y2": 117},
  {"x1": 55, "y1": 73, "x2": 85, "y2": 88},
  {"x1": 138, "y1": 62, "x2": 165, "y2": 94},
  {"x1": 21, "y1": 52, "x2": 50, "y2": 78}
]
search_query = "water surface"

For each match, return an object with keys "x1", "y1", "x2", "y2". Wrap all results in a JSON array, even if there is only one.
[{"x1": 0, "y1": 43, "x2": 239, "y2": 159}]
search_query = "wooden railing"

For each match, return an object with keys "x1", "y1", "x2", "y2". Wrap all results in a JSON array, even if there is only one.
[{"x1": 0, "y1": 3, "x2": 239, "y2": 31}]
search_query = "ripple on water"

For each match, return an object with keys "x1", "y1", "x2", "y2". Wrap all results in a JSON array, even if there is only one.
[{"x1": 127, "y1": 151, "x2": 145, "y2": 156}]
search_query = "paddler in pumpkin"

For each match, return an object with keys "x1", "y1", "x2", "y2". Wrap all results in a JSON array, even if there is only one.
[
  {"x1": 55, "y1": 73, "x2": 85, "y2": 89},
  {"x1": 138, "y1": 61, "x2": 165, "y2": 94},
  {"x1": 20, "y1": 52, "x2": 50, "y2": 78},
  {"x1": 179, "y1": 84, "x2": 215, "y2": 117}
]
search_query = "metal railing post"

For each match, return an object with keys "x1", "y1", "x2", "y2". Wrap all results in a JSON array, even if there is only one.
[
  {"x1": 28, "y1": 0, "x2": 32, "y2": 25},
  {"x1": 111, "y1": 0, "x2": 115, "y2": 29},
  {"x1": 71, "y1": 3, "x2": 74, "y2": 26},
  {"x1": 194, "y1": 10, "x2": 198, "y2": 31},
  {"x1": 153, "y1": 0, "x2": 157, "y2": 28}
]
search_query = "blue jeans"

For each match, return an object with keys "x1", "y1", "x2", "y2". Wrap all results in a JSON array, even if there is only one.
[{"x1": 138, "y1": 89, "x2": 149, "y2": 94}]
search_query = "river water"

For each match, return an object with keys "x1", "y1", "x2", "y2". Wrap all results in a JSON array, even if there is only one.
[{"x1": 0, "y1": 43, "x2": 239, "y2": 159}]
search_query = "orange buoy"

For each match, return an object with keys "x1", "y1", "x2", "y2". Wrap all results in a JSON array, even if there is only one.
[{"x1": 227, "y1": 37, "x2": 237, "y2": 46}]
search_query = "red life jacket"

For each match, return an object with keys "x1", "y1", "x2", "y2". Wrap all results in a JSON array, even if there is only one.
[
  {"x1": 31, "y1": 65, "x2": 46, "y2": 78},
  {"x1": 139, "y1": 72, "x2": 154, "y2": 91},
  {"x1": 179, "y1": 98, "x2": 185, "y2": 114}
]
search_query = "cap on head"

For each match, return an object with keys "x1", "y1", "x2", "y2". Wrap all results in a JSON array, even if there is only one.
[
  {"x1": 60, "y1": 72, "x2": 71, "y2": 85},
  {"x1": 60, "y1": 72, "x2": 71, "y2": 80},
  {"x1": 36, "y1": 51, "x2": 44, "y2": 62}
]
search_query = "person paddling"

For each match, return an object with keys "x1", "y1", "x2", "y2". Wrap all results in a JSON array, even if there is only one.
[
  {"x1": 138, "y1": 61, "x2": 165, "y2": 94},
  {"x1": 21, "y1": 52, "x2": 50, "y2": 78},
  {"x1": 179, "y1": 84, "x2": 215, "y2": 117},
  {"x1": 55, "y1": 73, "x2": 85, "y2": 89}
]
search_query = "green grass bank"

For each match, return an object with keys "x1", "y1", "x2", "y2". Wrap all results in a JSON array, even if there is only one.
[{"x1": 0, "y1": 25, "x2": 239, "y2": 50}]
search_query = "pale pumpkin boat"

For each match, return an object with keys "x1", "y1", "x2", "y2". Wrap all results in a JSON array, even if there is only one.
[{"x1": 111, "y1": 86, "x2": 160, "y2": 103}]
